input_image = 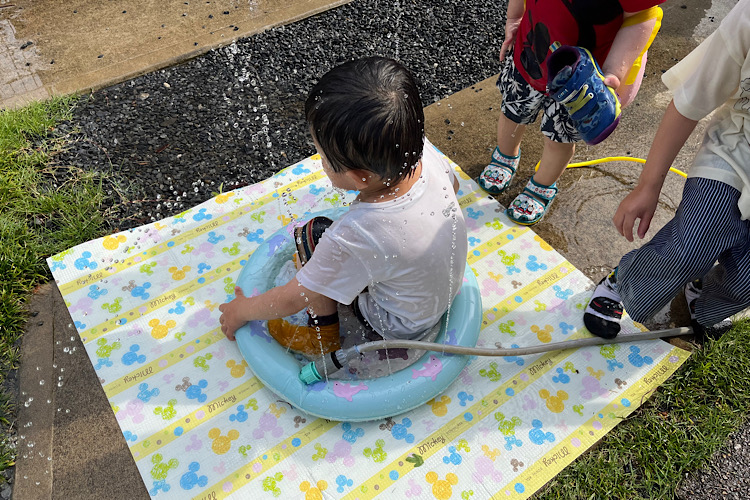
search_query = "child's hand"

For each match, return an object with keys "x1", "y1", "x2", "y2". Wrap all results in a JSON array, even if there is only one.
[
  {"x1": 218, "y1": 286, "x2": 251, "y2": 341},
  {"x1": 603, "y1": 74, "x2": 620, "y2": 90},
  {"x1": 499, "y1": 17, "x2": 523, "y2": 62},
  {"x1": 613, "y1": 183, "x2": 661, "y2": 242}
]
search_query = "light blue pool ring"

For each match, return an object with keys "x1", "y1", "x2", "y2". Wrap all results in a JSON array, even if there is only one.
[{"x1": 234, "y1": 208, "x2": 482, "y2": 422}]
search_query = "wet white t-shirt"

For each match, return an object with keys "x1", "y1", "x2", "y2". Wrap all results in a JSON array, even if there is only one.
[{"x1": 296, "y1": 139, "x2": 468, "y2": 340}]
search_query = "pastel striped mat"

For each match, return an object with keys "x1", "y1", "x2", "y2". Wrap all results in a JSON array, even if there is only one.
[{"x1": 48, "y1": 145, "x2": 689, "y2": 499}]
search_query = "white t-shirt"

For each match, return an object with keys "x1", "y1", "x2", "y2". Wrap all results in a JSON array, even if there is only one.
[
  {"x1": 661, "y1": 0, "x2": 750, "y2": 219},
  {"x1": 296, "y1": 139, "x2": 468, "y2": 340}
]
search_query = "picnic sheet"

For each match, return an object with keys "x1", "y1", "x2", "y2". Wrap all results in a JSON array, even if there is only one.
[{"x1": 48, "y1": 146, "x2": 689, "y2": 499}]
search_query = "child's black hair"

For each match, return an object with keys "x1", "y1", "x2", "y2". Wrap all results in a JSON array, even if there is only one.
[{"x1": 305, "y1": 57, "x2": 425, "y2": 183}]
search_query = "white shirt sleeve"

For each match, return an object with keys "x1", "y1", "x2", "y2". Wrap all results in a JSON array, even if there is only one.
[{"x1": 662, "y1": 1, "x2": 750, "y2": 121}]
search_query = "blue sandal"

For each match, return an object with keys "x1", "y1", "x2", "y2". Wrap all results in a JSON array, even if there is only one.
[
  {"x1": 506, "y1": 177, "x2": 558, "y2": 225},
  {"x1": 478, "y1": 146, "x2": 520, "y2": 195}
]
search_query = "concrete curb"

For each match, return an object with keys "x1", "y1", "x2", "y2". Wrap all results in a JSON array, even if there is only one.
[
  {"x1": 14, "y1": 286, "x2": 55, "y2": 499},
  {"x1": 15, "y1": 283, "x2": 148, "y2": 500}
]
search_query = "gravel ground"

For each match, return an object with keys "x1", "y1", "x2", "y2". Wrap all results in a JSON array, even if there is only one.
[
  {"x1": 26, "y1": 0, "x2": 750, "y2": 497},
  {"x1": 53, "y1": 0, "x2": 504, "y2": 232},
  {"x1": 676, "y1": 417, "x2": 750, "y2": 500}
]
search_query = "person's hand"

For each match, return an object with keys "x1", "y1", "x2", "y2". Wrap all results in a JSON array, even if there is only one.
[
  {"x1": 218, "y1": 286, "x2": 250, "y2": 341},
  {"x1": 603, "y1": 74, "x2": 621, "y2": 90},
  {"x1": 499, "y1": 17, "x2": 523, "y2": 61},
  {"x1": 613, "y1": 183, "x2": 661, "y2": 242}
]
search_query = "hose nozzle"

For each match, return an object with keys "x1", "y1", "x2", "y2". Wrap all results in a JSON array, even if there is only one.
[{"x1": 299, "y1": 346, "x2": 360, "y2": 385}]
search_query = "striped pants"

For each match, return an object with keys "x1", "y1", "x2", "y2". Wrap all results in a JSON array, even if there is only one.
[{"x1": 618, "y1": 177, "x2": 750, "y2": 326}]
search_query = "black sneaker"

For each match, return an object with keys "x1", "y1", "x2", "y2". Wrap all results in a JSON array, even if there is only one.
[
  {"x1": 684, "y1": 279, "x2": 731, "y2": 341},
  {"x1": 584, "y1": 269, "x2": 623, "y2": 339}
]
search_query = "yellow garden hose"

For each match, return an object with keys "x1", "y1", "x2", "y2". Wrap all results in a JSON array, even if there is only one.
[
  {"x1": 535, "y1": 156, "x2": 688, "y2": 179},
  {"x1": 566, "y1": 156, "x2": 687, "y2": 178}
]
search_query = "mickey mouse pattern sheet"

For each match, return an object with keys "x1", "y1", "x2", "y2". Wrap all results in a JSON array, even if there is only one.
[{"x1": 48, "y1": 144, "x2": 689, "y2": 499}]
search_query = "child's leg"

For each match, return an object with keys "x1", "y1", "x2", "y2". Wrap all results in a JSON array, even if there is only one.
[
  {"x1": 506, "y1": 99, "x2": 577, "y2": 225},
  {"x1": 695, "y1": 233, "x2": 750, "y2": 326},
  {"x1": 586, "y1": 178, "x2": 746, "y2": 338},
  {"x1": 478, "y1": 50, "x2": 543, "y2": 195},
  {"x1": 497, "y1": 111, "x2": 525, "y2": 158},
  {"x1": 268, "y1": 216, "x2": 341, "y2": 357},
  {"x1": 617, "y1": 179, "x2": 745, "y2": 322},
  {"x1": 534, "y1": 138, "x2": 575, "y2": 186}
]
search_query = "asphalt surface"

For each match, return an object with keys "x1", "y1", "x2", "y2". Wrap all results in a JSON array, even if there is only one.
[
  {"x1": 8, "y1": 0, "x2": 750, "y2": 498},
  {"x1": 676, "y1": 420, "x2": 750, "y2": 499}
]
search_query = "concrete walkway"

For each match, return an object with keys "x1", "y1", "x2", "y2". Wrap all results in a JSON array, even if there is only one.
[
  {"x1": 0, "y1": 0, "x2": 351, "y2": 109},
  {"x1": 11, "y1": 0, "x2": 750, "y2": 498}
]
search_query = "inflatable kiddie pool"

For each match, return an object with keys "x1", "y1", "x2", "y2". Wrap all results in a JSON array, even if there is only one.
[{"x1": 234, "y1": 208, "x2": 482, "y2": 422}]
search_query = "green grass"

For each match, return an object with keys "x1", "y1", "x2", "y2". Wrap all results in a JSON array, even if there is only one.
[
  {"x1": 536, "y1": 320, "x2": 750, "y2": 499},
  {"x1": 0, "y1": 96, "x2": 113, "y2": 476}
]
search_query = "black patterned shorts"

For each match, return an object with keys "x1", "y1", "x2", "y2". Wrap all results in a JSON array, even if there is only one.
[{"x1": 497, "y1": 50, "x2": 581, "y2": 144}]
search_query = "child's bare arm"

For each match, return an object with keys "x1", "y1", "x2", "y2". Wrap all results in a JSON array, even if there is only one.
[
  {"x1": 218, "y1": 278, "x2": 320, "y2": 340},
  {"x1": 499, "y1": 0, "x2": 526, "y2": 61},
  {"x1": 613, "y1": 100, "x2": 698, "y2": 241},
  {"x1": 601, "y1": 10, "x2": 657, "y2": 90}
]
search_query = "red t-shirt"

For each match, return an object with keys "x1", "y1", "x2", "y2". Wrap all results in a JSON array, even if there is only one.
[{"x1": 513, "y1": 0, "x2": 665, "y2": 92}]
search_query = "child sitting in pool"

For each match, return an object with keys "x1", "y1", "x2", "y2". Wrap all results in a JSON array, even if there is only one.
[{"x1": 219, "y1": 57, "x2": 468, "y2": 357}]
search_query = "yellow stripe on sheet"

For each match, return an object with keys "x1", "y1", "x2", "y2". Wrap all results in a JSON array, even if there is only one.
[
  {"x1": 130, "y1": 377, "x2": 265, "y2": 461},
  {"x1": 58, "y1": 168, "x2": 327, "y2": 295},
  {"x1": 80, "y1": 255, "x2": 246, "y2": 344},
  {"x1": 457, "y1": 188, "x2": 488, "y2": 210},
  {"x1": 467, "y1": 226, "x2": 530, "y2": 265},
  {"x1": 452, "y1": 163, "x2": 473, "y2": 181},
  {"x1": 103, "y1": 328, "x2": 223, "y2": 397},
  {"x1": 196, "y1": 418, "x2": 338, "y2": 500},
  {"x1": 344, "y1": 347, "x2": 581, "y2": 499},
  {"x1": 481, "y1": 262, "x2": 575, "y2": 328},
  {"x1": 496, "y1": 345, "x2": 690, "y2": 499}
]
